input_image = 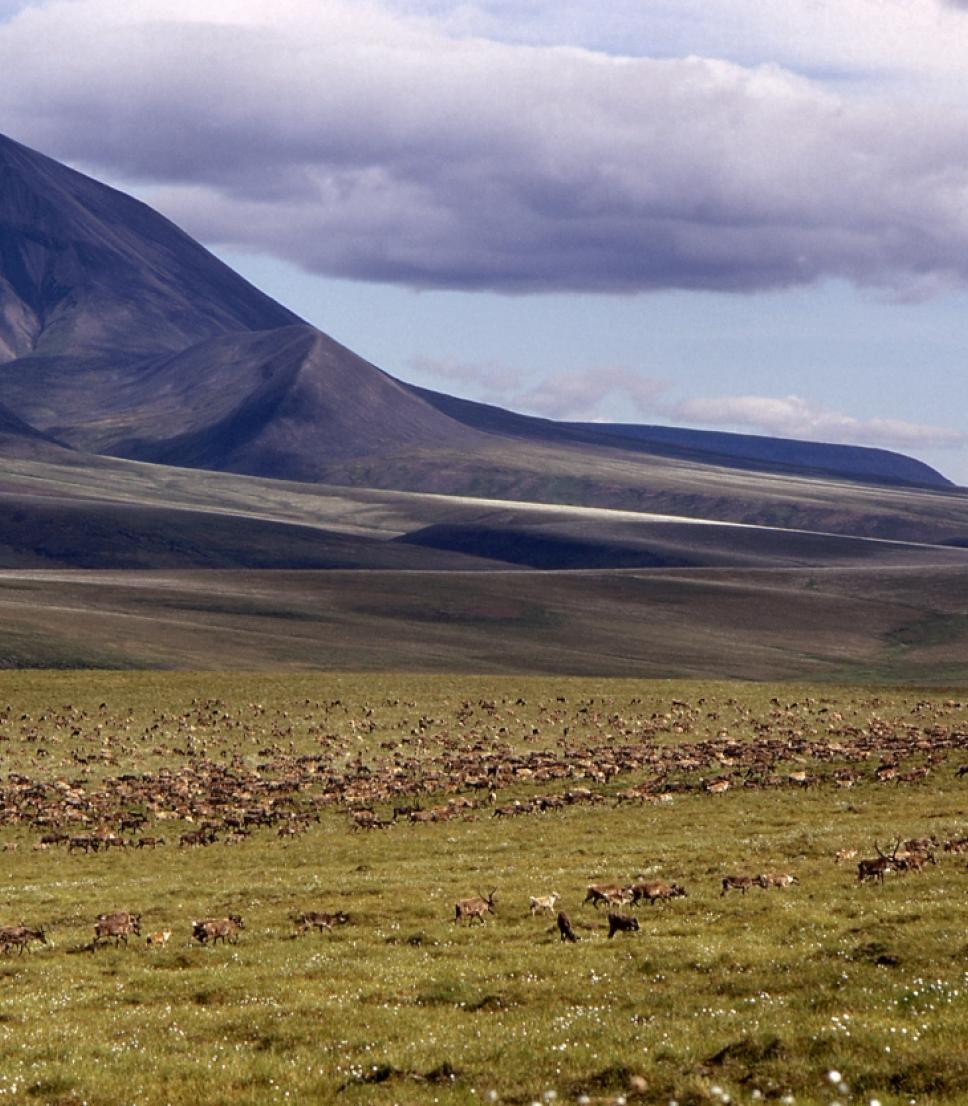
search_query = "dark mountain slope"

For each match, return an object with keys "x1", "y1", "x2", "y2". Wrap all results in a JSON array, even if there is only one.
[
  {"x1": 0, "y1": 399, "x2": 54, "y2": 441},
  {"x1": 0, "y1": 131, "x2": 301, "y2": 362},
  {"x1": 96, "y1": 325, "x2": 485, "y2": 480},
  {"x1": 0, "y1": 491, "x2": 509, "y2": 571},
  {"x1": 0, "y1": 397, "x2": 74, "y2": 463}
]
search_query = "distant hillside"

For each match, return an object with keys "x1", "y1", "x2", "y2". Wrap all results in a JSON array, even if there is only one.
[{"x1": 405, "y1": 384, "x2": 951, "y2": 489}]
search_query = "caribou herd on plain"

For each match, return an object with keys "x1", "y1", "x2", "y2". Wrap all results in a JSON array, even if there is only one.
[
  {"x1": 1, "y1": 827, "x2": 962, "y2": 956},
  {"x1": 0, "y1": 691, "x2": 965, "y2": 955}
]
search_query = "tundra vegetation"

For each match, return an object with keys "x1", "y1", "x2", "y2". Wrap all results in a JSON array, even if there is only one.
[{"x1": 0, "y1": 670, "x2": 964, "y2": 1106}]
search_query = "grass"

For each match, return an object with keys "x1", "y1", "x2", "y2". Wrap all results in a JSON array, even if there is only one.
[{"x1": 0, "y1": 672, "x2": 963, "y2": 1105}]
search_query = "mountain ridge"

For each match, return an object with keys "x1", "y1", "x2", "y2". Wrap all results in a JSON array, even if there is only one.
[{"x1": 405, "y1": 383, "x2": 951, "y2": 489}]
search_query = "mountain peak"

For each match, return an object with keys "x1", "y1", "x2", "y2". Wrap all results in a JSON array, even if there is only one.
[{"x1": 0, "y1": 131, "x2": 302, "y2": 362}]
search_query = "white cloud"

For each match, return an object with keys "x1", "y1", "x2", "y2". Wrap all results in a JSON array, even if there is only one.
[
  {"x1": 410, "y1": 355, "x2": 522, "y2": 402},
  {"x1": 410, "y1": 359, "x2": 669, "y2": 420},
  {"x1": 668, "y1": 392, "x2": 965, "y2": 450},
  {"x1": 410, "y1": 358, "x2": 964, "y2": 452},
  {"x1": 3, "y1": 1, "x2": 968, "y2": 295},
  {"x1": 518, "y1": 367, "x2": 669, "y2": 421}
]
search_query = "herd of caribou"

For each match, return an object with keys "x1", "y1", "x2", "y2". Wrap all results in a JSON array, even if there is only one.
[
  {"x1": 450, "y1": 825, "x2": 967, "y2": 944},
  {"x1": 1, "y1": 826, "x2": 964, "y2": 957},
  {"x1": 0, "y1": 692, "x2": 964, "y2": 957},
  {"x1": 0, "y1": 908, "x2": 351, "y2": 956},
  {"x1": 0, "y1": 693, "x2": 962, "y2": 852},
  {"x1": 1, "y1": 827, "x2": 960, "y2": 955}
]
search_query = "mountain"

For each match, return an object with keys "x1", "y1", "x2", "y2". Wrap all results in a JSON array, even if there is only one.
[
  {"x1": 0, "y1": 131, "x2": 487, "y2": 474},
  {"x1": 0, "y1": 132, "x2": 301, "y2": 359},
  {"x1": 0, "y1": 130, "x2": 963, "y2": 545}
]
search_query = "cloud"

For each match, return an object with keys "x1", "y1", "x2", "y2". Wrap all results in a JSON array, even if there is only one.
[
  {"x1": 410, "y1": 359, "x2": 669, "y2": 420},
  {"x1": 410, "y1": 356, "x2": 523, "y2": 402},
  {"x1": 667, "y1": 393, "x2": 965, "y2": 450},
  {"x1": 518, "y1": 367, "x2": 669, "y2": 421},
  {"x1": 411, "y1": 358, "x2": 964, "y2": 451},
  {"x1": 4, "y1": 1, "x2": 968, "y2": 294}
]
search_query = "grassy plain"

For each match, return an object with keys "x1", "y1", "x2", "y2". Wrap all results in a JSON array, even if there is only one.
[
  {"x1": 2, "y1": 564, "x2": 968, "y2": 680},
  {"x1": 0, "y1": 672, "x2": 964, "y2": 1106}
]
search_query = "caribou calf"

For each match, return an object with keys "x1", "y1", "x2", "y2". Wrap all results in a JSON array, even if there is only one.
[
  {"x1": 146, "y1": 929, "x2": 172, "y2": 948},
  {"x1": 454, "y1": 891, "x2": 496, "y2": 925},
  {"x1": 529, "y1": 892, "x2": 560, "y2": 916},
  {"x1": 583, "y1": 883, "x2": 630, "y2": 909},
  {"x1": 756, "y1": 873, "x2": 799, "y2": 890}
]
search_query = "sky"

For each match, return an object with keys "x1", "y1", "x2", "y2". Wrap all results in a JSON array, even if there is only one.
[{"x1": 2, "y1": 0, "x2": 968, "y2": 482}]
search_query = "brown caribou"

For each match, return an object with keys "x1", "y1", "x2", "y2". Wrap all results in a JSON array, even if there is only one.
[
  {"x1": 293, "y1": 910, "x2": 349, "y2": 934},
  {"x1": 0, "y1": 924, "x2": 46, "y2": 955},
  {"x1": 583, "y1": 883, "x2": 631, "y2": 909},
  {"x1": 93, "y1": 912, "x2": 141, "y2": 949},
  {"x1": 556, "y1": 911, "x2": 579, "y2": 942},
  {"x1": 628, "y1": 880, "x2": 687, "y2": 905},
  {"x1": 857, "y1": 842, "x2": 901, "y2": 884},
  {"x1": 193, "y1": 914, "x2": 244, "y2": 945},
  {"x1": 721, "y1": 875, "x2": 756, "y2": 896},
  {"x1": 454, "y1": 891, "x2": 496, "y2": 925}
]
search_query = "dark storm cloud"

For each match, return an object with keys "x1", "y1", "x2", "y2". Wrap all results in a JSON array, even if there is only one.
[{"x1": 4, "y1": 0, "x2": 968, "y2": 296}]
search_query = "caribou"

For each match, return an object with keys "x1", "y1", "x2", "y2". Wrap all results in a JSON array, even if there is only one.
[
  {"x1": 721, "y1": 875, "x2": 756, "y2": 896},
  {"x1": 528, "y1": 892, "x2": 561, "y2": 916},
  {"x1": 454, "y1": 891, "x2": 496, "y2": 925},
  {"x1": 556, "y1": 911, "x2": 579, "y2": 942},
  {"x1": 627, "y1": 880, "x2": 687, "y2": 905},
  {"x1": 93, "y1": 912, "x2": 141, "y2": 949},
  {"x1": 756, "y1": 873, "x2": 799, "y2": 889},
  {"x1": 607, "y1": 913, "x2": 640, "y2": 938},
  {"x1": 857, "y1": 842, "x2": 901, "y2": 884},
  {"x1": 294, "y1": 910, "x2": 349, "y2": 934},
  {"x1": 0, "y1": 924, "x2": 46, "y2": 955},
  {"x1": 193, "y1": 915, "x2": 244, "y2": 945},
  {"x1": 583, "y1": 883, "x2": 631, "y2": 909}
]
